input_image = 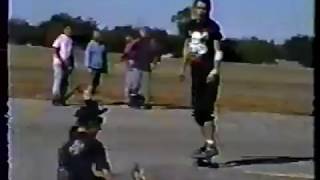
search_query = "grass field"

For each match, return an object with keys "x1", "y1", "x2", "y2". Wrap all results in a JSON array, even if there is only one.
[{"x1": 9, "y1": 44, "x2": 314, "y2": 115}]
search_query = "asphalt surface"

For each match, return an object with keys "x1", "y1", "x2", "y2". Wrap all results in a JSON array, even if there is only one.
[{"x1": 9, "y1": 99, "x2": 314, "y2": 180}]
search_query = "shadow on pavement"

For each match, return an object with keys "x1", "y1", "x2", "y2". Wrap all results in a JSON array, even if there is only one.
[{"x1": 206, "y1": 156, "x2": 313, "y2": 169}]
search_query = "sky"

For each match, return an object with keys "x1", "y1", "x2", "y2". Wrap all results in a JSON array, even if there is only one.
[{"x1": 10, "y1": 0, "x2": 314, "y2": 44}]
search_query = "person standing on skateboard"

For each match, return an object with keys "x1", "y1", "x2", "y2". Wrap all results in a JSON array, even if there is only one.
[{"x1": 179, "y1": 0, "x2": 224, "y2": 160}]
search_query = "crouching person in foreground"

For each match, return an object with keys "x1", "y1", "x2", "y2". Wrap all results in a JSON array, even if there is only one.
[{"x1": 58, "y1": 120, "x2": 112, "y2": 180}]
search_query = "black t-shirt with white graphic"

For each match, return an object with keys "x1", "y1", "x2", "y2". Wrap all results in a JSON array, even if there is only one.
[
  {"x1": 59, "y1": 136, "x2": 109, "y2": 180},
  {"x1": 184, "y1": 19, "x2": 223, "y2": 68}
]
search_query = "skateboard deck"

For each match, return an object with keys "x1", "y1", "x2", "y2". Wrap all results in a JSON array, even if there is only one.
[{"x1": 193, "y1": 156, "x2": 219, "y2": 168}]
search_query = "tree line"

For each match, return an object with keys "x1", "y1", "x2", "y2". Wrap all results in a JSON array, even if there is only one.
[{"x1": 8, "y1": 13, "x2": 313, "y2": 67}]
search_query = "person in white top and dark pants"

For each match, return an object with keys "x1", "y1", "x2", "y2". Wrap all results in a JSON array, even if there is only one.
[{"x1": 52, "y1": 25, "x2": 74, "y2": 106}]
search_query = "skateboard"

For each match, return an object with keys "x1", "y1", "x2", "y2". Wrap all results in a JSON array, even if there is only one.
[{"x1": 193, "y1": 155, "x2": 219, "y2": 168}]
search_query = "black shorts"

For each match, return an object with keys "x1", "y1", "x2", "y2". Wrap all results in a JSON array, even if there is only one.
[{"x1": 191, "y1": 63, "x2": 220, "y2": 126}]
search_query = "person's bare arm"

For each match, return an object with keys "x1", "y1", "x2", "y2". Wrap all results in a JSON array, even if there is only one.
[
  {"x1": 206, "y1": 40, "x2": 223, "y2": 83},
  {"x1": 92, "y1": 143, "x2": 113, "y2": 179},
  {"x1": 150, "y1": 39, "x2": 161, "y2": 69},
  {"x1": 121, "y1": 43, "x2": 130, "y2": 62},
  {"x1": 213, "y1": 40, "x2": 223, "y2": 74},
  {"x1": 150, "y1": 56, "x2": 160, "y2": 70},
  {"x1": 151, "y1": 49, "x2": 161, "y2": 68},
  {"x1": 52, "y1": 37, "x2": 67, "y2": 69},
  {"x1": 55, "y1": 48, "x2": 66, "y2": 66},
  {"x1": 179, "y1": 38, "x2": 191, "y2": 81}
]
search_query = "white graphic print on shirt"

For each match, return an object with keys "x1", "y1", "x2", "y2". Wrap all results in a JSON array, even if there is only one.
[
  {"x1": 188, "y1": 31, "x2": 209, "y2": 58},
  {"x1": 68, "y1": 140, "x2": 85, "y2": 156}
]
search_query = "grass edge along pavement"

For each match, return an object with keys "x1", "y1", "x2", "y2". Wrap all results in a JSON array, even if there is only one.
[{"x1": 9, "y1": 45, "x2": 313, "y2": 115}]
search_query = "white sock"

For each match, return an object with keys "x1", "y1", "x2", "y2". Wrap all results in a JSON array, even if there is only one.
[{"x1": 206, "y1": 139, "x2": 214, "y2": 145}]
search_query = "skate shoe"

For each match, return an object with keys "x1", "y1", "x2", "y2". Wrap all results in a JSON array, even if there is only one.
[
  {"x1": 192, "y1": 142, "x2": 219, "y2": 159},
  {"x1": 192, "y1": 144, "x2": 206, "y2": 158}
]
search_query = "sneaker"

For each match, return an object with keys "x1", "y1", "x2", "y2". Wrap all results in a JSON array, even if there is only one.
[
  {"x1": 192, "y1": 144, "x2": 206, "y2": 158},
  {"x1": 59, "y1": 100, "x2": 68, "y2": 106},
  {"x1": 53, "y1": 100, "x2": 67, "y2": 106},
  {"x1": 52, "y1": 99, "x2": 60, "y2": 106},
  {"x1": 52, "y1": 95, "x2": 61, "y2": 105},
  {"x1": 52, "y1": 98, "x2": 67, "y2": 106},
  {"x1": 192, "y1": 142, "x2": 219, "y2": 159},
  {"x1": 143, "y1": 104, "x2": 152, "y2": 110},
  {"x1": 128, "y1": 94, "x2": 144, "y2": 109},
  {"x1": 204, "y1": 143, "x2": 219, "y2": 158}
]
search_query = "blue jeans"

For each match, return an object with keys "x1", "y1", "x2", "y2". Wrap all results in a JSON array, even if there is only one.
[
  {"x1": 124, "y1": 67, "x2": 151, "y2": 103},
  {"x1": 52, "y1": 64, "x2": 71, "y2": 100}
]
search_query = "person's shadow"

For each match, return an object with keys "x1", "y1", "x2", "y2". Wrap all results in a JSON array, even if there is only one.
[{"x1": 197, "y1": 156, "x2": 313, "y2": 169}]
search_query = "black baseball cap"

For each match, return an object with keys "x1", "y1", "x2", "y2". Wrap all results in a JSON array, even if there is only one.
[{"x1": 75, "y1": 100, "x2": 107, "y2": 118}]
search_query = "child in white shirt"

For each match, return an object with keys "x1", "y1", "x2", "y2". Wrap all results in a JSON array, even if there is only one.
[{"x1": 52, "y1": 25, "x2": 74, "y2": 106}]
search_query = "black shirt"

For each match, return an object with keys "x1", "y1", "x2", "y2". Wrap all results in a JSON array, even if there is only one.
[
  {"x1": 184, "y1": 19, "x2": 223, "y2": 68},
  {"x1": 59, "y1": 136, "x2": 110, "y2": 180}
]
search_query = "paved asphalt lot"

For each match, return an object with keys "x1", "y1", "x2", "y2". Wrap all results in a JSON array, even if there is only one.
[{"x1": 9, "y1": 99, "x2": 314, "y2": 180}]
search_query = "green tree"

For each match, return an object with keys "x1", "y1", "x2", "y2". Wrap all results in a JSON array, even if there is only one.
[
  {"x1": 236, "y1": 37, "x2": 278, "y2": 64},
  {"x1": 166, "y1": 35, "x2": 185, "y2": 57},
  {"x1": 8, "y1": 18, "x2": 43, "y2": 45},
  {"x1": 171, "y1": 7, "x2": 192, "y2": 36},
  {"x1": 35, "y1": 13, "x2": 98, "y2": 47},
  {"x1": 282, "y1": 35, "x2": 313, "y2": 67},
  {"x1": 220, "y1": 38, "x2": 242, "y2": 62}
]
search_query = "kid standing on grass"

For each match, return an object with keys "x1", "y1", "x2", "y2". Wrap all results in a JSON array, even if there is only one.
[
  {"x1": 121, "y1": 34, "x2": 139, "y2": 104},
  {"x1": 83, "y1": 30, "x2": 108, "y2": 100},
  {"x1": 124, "y1": 28, "x2": 160, "y2": 109},
  {"x1": 52, "y1": 25, "x2": 74, "y2": 106}
]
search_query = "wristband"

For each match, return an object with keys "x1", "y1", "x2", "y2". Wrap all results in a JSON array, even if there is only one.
[{"x1": 214, "y1": 50, "x2": 223, "y2": 62}]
